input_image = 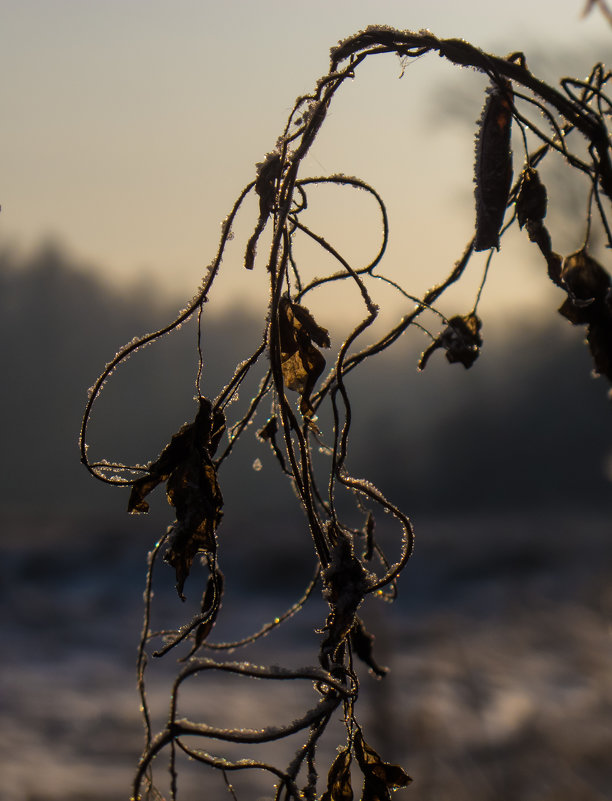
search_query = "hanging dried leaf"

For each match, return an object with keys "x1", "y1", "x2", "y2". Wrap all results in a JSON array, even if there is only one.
[
  {"x1": 289, "y1": 301, "x2": 331, "y2": 348},
  {"x1": 257, "y1": 416, "x2": 288, "y2": 473},
  {"x1": 321, "y1": 748, "x2": 354, "y2": 801},
  {"x1": 557, "y1": 250, "x2": 612, "y2": 385},
  {"x1": 559, "y1": 249, "x2": 611, "y2": 317},
  {"x1": 515, "y1": 166, "x2": 547, "y2": 229},
  {"x1": 320, "y1": 529, "x2": 372, "y2": 671},
  {"x1": 128, "y1": 397, "x2": 225, "y2": 514},
  {"x1": 183, "y1": 569, "x2": 225, "y2": 658},
  {"x1": 474, "y1": 79, "x2": 513, "y2": 251},
  {"x1": 278, "y1": 296, "x2": 330, "y2": 416},
  {"x1": 351, "y1": 617, "x2": 388, "y2": 677},
  {"x1": 245, "y1": 151, "x2": 283, "y2": 269},
  {"x1": 545, "y1": 251, "x2": 563, "y2": 287},
  {"x1": 419, "y1": 313, "x2": 482, "y2": 370},
  {"x1": 587, "y1": 317, "x2": 612, "y2": 382},
  {"x1": 257, "y1": 416, "x2": 279, "y2": 441},
  {"x1": 128, "y1": 397, "x2": 225, "y2": 599},
  {"x1": 362, "y1": 511, "x2": 375, "y2": 562},
  {"x1": 164, "y1": 458, "x2": 223, "y2": 599},
  {"x1": 354, "y1": 732, "x2": 412, "y2": 801}
]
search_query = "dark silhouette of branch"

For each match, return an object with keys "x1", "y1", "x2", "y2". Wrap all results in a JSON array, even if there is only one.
[{"x1": 81, "y1": 20, "x2": 611, "y2": 801}]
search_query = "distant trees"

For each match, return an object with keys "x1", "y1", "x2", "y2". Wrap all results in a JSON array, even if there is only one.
[{"x1": 3, "y1": 244, "x2": 610, "y2": 526}]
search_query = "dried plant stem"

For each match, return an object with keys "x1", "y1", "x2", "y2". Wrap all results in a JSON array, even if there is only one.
[{"x1": 82, "y1": 24, "x2": 611, "y2": 801}]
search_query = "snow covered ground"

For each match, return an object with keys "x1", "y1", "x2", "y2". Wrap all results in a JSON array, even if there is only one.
[{"x1": 1, "y1": 511, "x2": 611, "y2": 801}]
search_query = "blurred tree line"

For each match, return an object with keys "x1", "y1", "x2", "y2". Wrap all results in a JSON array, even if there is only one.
[{"x1": 2, "y1": 241, "x2": 611, "y2": 537}]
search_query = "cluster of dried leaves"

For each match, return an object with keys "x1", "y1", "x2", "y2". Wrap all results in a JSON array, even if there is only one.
[
  {"x1": 321, "y1": 731, "x2": 411, "y2": 801},
  {"x1": 79, "y1": 22, "x2": 612, "y2": 801}
]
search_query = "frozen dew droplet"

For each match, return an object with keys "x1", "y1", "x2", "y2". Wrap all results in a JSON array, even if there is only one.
[{"x1": 252, "y1": 457, "x2": 263, "y2": 472}]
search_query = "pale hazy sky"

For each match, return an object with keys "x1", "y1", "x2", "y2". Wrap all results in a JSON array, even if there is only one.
[{"x1": 2, "y1": 0, "x2": 609, "y2": 319}]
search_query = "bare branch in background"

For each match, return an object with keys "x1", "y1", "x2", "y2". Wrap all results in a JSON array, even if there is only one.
[{"x1": 583, "y1": 0, "x2": 612, "y2": 27}]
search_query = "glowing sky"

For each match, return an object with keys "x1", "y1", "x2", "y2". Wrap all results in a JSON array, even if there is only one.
[{"x1": 2, "y1": 0, "x2": 609, "y2": 317}]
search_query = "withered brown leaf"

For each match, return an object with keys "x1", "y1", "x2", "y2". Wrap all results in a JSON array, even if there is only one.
[
  {"x1": 257, "y1": 416, "x2": 289, "y2": 473},
  {"x1": 245, "y1": 151, "x2": 283, "y2": 270},
  {"x1": 419, "y1": 313, "x2": 482, "y2": 370},
  {"x1": 557, "y1": 250, "x2": 612, "y2": 384},
  {"x1": 320, "y1": 529, "x2": 371, "y2": 671},
  {"x1": 559, "y1": 249, "x2": 611, "y2": 319},
  {"x1": 321, "y1": 747, "x2": 353, "y2": 801},
  {"x1": 351, "y1": 617, "x2": 388, "y2": 678},
  {"x1": 516, "y1": 166, "x2": 547, "y2": 229},
  {"x1": 354, "y1": 732, "x2": 412, "y2": 801},
  {"x1": 362, "y1": 511, "x2": 375, "y2": 562},
  {"x1": 182, "y1": 569, "x2": 225, "y2": 658},
  {"x1": 278, "y1": 296, "x2": 330, "y2": 416},
  {"x1": 128, "y1": 397, "x2": 225, "y2": 599}
]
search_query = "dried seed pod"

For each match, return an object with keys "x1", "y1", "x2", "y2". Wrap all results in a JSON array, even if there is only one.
[{"x1": 474, "y1": 79, "x2": 514, "y2": 251}]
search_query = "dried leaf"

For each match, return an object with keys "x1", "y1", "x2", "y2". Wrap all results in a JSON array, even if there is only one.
[
  {"x1": 278, "y1": 296, "x2": 330, "y2": 416},
  {"x1": 559, "y1": 249, "x2": 610, "y2": 313},
  {"x1": 182, "y1": 569, "x2": 225, "y2": 658},
  {"x1": 557, "y1": 251, "x2": 612, "y2": 386},
  {"x1": 320, "y1": 529, "x2": 371, "y2": 671},
  {"x1": 321, "y1": 748, "x2": 353, "y2": 801},
  {"x1": 474, "y1": 79, "x2": 513, "y2": 251},
  {"x1": 255, "y1": 151, "x2": 283, "y2": 219},
  {"x1": 127, "y1": 397, "x2": 225, "y2": 599},
  {"x1": 245, "y1": 151, "x2": 283, "y2": 270},
  {"x1": 558, "y1": 296, "x2": 591, "y2": 325},
  {"x1": 419, "y1": 313, "x2": 482, "y2": 370},
  {"x1": 257, "y1": 416, "x2": 288, "y2": 473},
  {"x1": 351, "y1": 617, "x2": 388, "y2": 677},
  {"x1": 516, "y1": 166, "x2": 547, "y2": 229},
  {"x1": 545, "y1": 251, "x2": 563, "y2": 287},
  {"x1": 257, "y1": 417, "x2": 279, "y2": 441},
  {"x1": 128, "y1": 397, "x2": 225, "y2": 514},
  {"x1": 362, "y1": 512, "x2": 375, "y2": 562},
  {"x1": 164, "y1": 460, "x2": 223, "y2": 599},
  {"x1": 354, "y1": 732, "x2": 412, "y2": 801},
  {"x1": 128, "y1": 428, "x2": 194, "y2": 515},
  {"x1": 587, "y1": 318, "x2": 612, "y2": 381},
  {"x1": 290, "y1": 302, "x2": 331, "y2": 348}
]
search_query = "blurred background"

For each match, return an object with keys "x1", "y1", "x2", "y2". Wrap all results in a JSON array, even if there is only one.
[{"x1": 1, "y1": 1, "x2": 612, "y2": 800}]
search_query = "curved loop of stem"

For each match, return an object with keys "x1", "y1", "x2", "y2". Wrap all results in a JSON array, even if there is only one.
[{"x1": 80, "y1": 181, "x2": 256, "y2": 485}]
